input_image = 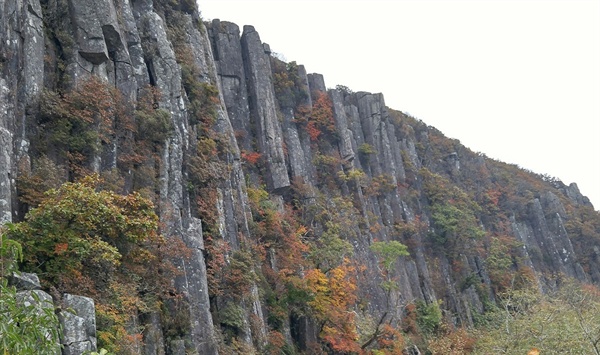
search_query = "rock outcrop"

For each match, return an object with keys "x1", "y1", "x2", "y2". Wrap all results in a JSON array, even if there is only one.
[
  {"x1": 241, "y1": 25, "x2": 289, "y2": 192},
  {"x1": 8, "y1": 272, "x2": 97, "y2": 354},
  {"x1": 60, "y1": 294, "x2": 97, "y2": 354}
]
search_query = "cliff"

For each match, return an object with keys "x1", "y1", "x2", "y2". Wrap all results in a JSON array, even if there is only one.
[{"x1": 1, "y1": 0, "x2": 599, "y2": 354}]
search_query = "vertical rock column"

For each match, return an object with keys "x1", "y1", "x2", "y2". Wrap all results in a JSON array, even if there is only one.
[
  {"x1": 0, "y1": 0, "x2": 13, "y2": 223},
  {"x1": 0, "y1": 79, "x2": 11, "y2": 224},
  {"x1": 188, "y1": 14, "x2": 267, "y2": 347},
  {"x1": 209, "y1": 20, "x2": 253, "y2": 152},
  {"x1": 241, "y1": 26, "x2": 290, "y2": 193},
  {"x1": 0, "y1": 0, "x2": 46, "y2": 224},
  {"x1": 281, "y1": 65, "x2": 317, "y2": 186},
  {"x1": 136, "y1": 8, "x2": 217, "y2": 354},
  {"x1": 68, "y1": 0, "x2": 139, "y2": 171},
  {"x1": 68, "y1": 0, "x2": 137, "y2": 97},
  {"x1": 329, "y1": 88, "x2": 356, "y2": 165}
]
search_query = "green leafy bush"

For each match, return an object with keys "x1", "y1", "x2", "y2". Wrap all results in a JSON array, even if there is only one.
[
  {"x1": 416, "y1": 300, "x2": 442, "y2": 336},
  {"x1": 1, "y1": 234, "x2": 60, "y2": 354}
]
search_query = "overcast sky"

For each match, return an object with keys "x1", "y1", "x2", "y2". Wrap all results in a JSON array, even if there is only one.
[{"x1": 198, "y1": 0, "x2": 600, "y2": 210}]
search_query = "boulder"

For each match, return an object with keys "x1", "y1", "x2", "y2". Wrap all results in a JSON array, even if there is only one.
[{"x1": 61, "y1": 294, "x2": 97, "y2": 354}]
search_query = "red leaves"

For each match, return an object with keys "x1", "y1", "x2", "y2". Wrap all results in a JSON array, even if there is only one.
[
  {"x1": 54, "y1": 243, "x2": 68, "y2": 254},
  {"x1": 241, "y1": 150, "x2": 262, "y2": 165},
  {"x1": 306, "y1": 120, "x2": 321, "y2": 141},
  {"x1": 296, "y1": 92, "x2": 335, "y2": 143},
  {"x1": 204, "y1": 235, "x2": 230, "y2": 298},
  {"x1": 311, "y1": 92, "x2": 335, "y2": 136}
]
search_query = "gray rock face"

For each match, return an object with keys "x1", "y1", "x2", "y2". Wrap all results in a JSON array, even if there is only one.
[
  {"x1": 136, "y1": 7, "x2": 218, "y2": 353},
  {"x1": 209, "y1": 20, "x2": 253, "y2": 152},
  {"x1": 68, "y1": 0, "x2": 137, "y2": 100},
  {"x1": 282, "y1": 106, "x2": 314, "y2": 184},
  {"x1": 69, "y1": 0, "x2": 117, "y2": 64},
  {"x1": 16, "y1": 289, "x2": 59, "y2": 347},
  {"x1": 22, "y1": 0, "x2": 45, "y2": 111},
  {"x1": 121, "y1": 0, "x2": 150, "y2": 88},
  {"x1": 307, "y1": 73, "x2": 326, "y2": 93},
  {"x1": 8, "y1": 272, "x2": 41, "y2": 290},
  {"x1": 176, "y1": 217, "x2": 218, "y2": 354},
  {"x1": 528, "y1": 198, "x2": 572, "y2": 275},
  {"x1": 241, "y1": 25, "x2": 290, "y2": 192},
  {"x1": 7, "y1": 273, "x2": 99, "y2": 353},
  {"x1": 186, "y1": 11, "x2": 268, "y2": 350},
  {"x1": 563, "y1": 182, "x2": 592, "y2": 207},
  {"x1": 142, "y1": 312, "x2": 166, "y2": 355},
  {"x1": 0, "y1": 0, "x2": 46, "y2": 223},
  {"x1": 330, "y1": 89, "x2": 355, "y2": 163},
  {"x1": 0, "y1": 123, "x2": 11, "y2": 224},
  {"x1": 61, "y1": 294, "x2": 97, "y2": 354},
  {"x1": 290, "y1": 65, "x2": 317, "y2": 186}
]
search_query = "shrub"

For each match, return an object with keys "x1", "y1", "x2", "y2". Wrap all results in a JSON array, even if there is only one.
[
  {"x1": 358, "y1": 143, "x2": 377, "y2": 156},
  {"x1": 416, "y1": 300, "x2": 443, "y2": 336},
  {"x1": 6, "y1": 175, "x2": 184, "y2": 350}
]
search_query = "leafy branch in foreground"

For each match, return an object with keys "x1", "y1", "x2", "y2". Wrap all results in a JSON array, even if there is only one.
[{"x1": 1, "y1": 231, "x2": 61, "y2": 354}]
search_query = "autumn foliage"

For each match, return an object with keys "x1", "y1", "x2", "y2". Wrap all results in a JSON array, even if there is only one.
[
  {"x1": 305, "y1": 260, "x2": 362, "y2": 353},
  {"x1": 7, "y1": 175, "x2": 187, "y2": 351},
  {"x1": 307, "y1": 91, "x2": 335, "y2": 142}
]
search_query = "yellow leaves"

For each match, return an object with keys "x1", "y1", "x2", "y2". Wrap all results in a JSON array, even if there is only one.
[
  {"x1": 296, "y1": 225, "x2": 308, "y2": 237},
  {"x1": 305, "y1": 262, "x2": 357, "y2": 318},
  {"x1": 304, "y1": 260, "x2": 361, "y2": 352},
  {"x1": 305, "y1": 268, "x2": 329, "y2": 315}
]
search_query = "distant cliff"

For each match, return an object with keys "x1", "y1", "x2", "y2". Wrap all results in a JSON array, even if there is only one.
[{"x1": 1, "y1": 0, "x2": 599, "y2": 354}]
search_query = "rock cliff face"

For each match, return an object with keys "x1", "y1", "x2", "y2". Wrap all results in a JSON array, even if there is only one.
[{"x1": 1, "y1": 0, "x2": 599, "y2": 354}]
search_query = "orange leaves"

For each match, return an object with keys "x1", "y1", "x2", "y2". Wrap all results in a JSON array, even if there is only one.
[
  {"x1": 306, "y1": 120, "x2": 321, "y2": 141},
  {"x1": 304, "y1": 91, "x2": 336, "y2": 143},
  {"x1": 375, "y1": 324, "x2": 406, "y2": 354},
  {"x1": 582, "y1": 283, "x2": 600, "y2": 298},
  {"x1": 311, "y1": 92, "x2": 335, "y2": 136},
  {"x1": 305, "y1": 260, "x2": 361, "y2": 353},
  {"x1": 265, "y1": 330, "x2": 287, "y2": 355},
  {"x1": 54, "y1": 242, "x2": 68, "y2": 254},
  {"x1": 484, "y1": 188, "x2": 502, "y2": 207},
  {"x1": 241, "y1": 150, "x2": 262, "y2": 165},
  {"x1": 64, "y1": 76, "x2": 122, "y2": 141},
  {"x1": 204, "y1": 235, "x2": 230, "y2": 298},
  {"x1": 296, "y1": 91, "x2": 335, "y2": 143},
  {"x1": 322, "y1": 329, "x2": 361, "y2": 354}
]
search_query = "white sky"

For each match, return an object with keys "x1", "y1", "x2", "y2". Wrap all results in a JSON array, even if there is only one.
[{"x1": 198, "y1": 0, "x2": 600, "y2": 210}]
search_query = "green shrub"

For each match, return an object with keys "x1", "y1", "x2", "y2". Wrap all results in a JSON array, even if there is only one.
[
  {"x1": 1, "y1": 235, "x2": 60, "y2": 354},
  {"x1": 358, "y1": 143, "x2": 377, "y2": 156},
  {"x1": 416, "y1": 300, "x2": 442, "y2": 336}
]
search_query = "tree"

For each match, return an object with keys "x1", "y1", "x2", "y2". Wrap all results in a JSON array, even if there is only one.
[
  {"x1": 6, "y1": 175, "x2": 182, "y2": 352},
  {"x1": 370, "y1": 241, "x2": 409, "y2": 273},
  {"x1": 305, "y1": 260, "x2": 362, "y2": 353},
  {"x1": 473, "y1": 278, "x2": 600, "y2": 354},
  {"x1": 8, "y1": 175, "x2": 161, "y2": 283}
]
